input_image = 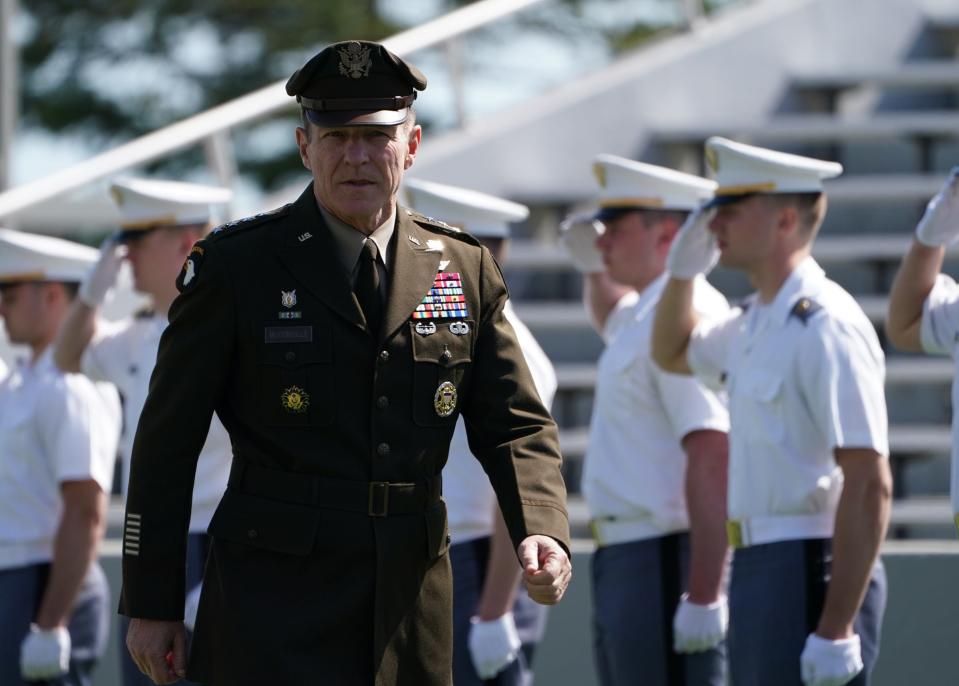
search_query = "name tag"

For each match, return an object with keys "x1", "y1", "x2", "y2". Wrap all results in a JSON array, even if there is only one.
[{"x1": 264, "y1": 326, "x2": 313, "y2": 344}]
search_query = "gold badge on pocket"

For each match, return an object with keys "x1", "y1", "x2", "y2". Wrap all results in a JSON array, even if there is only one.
[
  {"x1": 281, "y1": 385, "x2": 310, "y2": 413},
  {"x1": 433, "y1": 381, "x2": 457, "y2": 418}
]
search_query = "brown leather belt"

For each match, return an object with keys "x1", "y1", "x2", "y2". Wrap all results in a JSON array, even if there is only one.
[{"x1": 228, "y1": 461, "x2": 441, "y2": 517}]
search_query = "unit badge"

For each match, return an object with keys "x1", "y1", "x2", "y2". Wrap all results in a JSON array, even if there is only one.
[
  {"x1": 338, "y1": 41, "x2": 372, "y2": 79},
  {"x1": 415, "y1": 321, "x2": 437, "y2": 336},
  {"x1": 281, "y1": 386, "x2": 310, "y2": 413},
  {"x1": 434, "y1": 381, "x2": 458, "y2": 418},
  {"x1": 281, "y1": 290, "x2": 297, "y2": 309},
  {"x1": 449, "y1": 321, "x2": 470, "y2": 336}
]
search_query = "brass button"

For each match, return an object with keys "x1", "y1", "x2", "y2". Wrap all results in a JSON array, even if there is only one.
[
  {"x1": 379, "y1": 350, "x2": 390, "y2": 363},
  {"x1": 441, "y1": 347, "x2": 452, "y2": 363},
  {"x1": 285, "y1": 351, "x2": 296, "y2": 362},
  {"x1": 377, "y1": 443, "x2": 391, "y2": 456},
  {"x1": 376, "y1": 396, "x2": 389, "y2": 410},
  {"x1": 247, "y1": 529, "x2": 258, "y2": 540}
]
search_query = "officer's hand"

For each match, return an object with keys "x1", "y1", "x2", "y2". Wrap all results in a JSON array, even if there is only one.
[
  {"x1": 672, "y1": 593, "x2": 728, "y2": 653},
  {"x1": 468, "y1": 613, "x2": 522, "y2": 679},
  {"x1": 126, "y1": 618, "x2": 187, "y2": 684},
  {"x1": 79, "y1": 237, "x2": 126, "y2": 307},
  {"x1": 183, "y1": 583, "x2": 203, "y2": 633},
  {"x1": 518, "y1": 535, "x2": 572, "y2": 605},
  {"x1": 800, "y1": 633, "x2": 863, "y2": 686},
  {"x1": 558, "y1": 214, "x2": 605, "y2": 273},
  {"x1": 916, "y1": 167, "x2": 959, "y2": 247},
  {"x1": 666, "y1": 207, "x2": 719, "y2": 279},
  {"x1": 20, "y1": 624, "x2": 70, "y2": 680}
]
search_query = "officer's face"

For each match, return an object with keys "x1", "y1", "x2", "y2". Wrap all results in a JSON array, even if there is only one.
[
  {"x1": 595, "y1": 211, "x2": 671, "y2": 289},
  {"x1": 709, "y1": 196, "x2": 779, "y2": 269},
  {"x1": 296, "y1": 121, "x2": 422, "y2": 232},
  {"x1": 0, "y1": 282, "x2": 48, "y2": 345}
]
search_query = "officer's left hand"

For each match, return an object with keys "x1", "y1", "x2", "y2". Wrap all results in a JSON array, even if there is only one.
[
  {"x1": 673, "y1": 593, "x2": 728, "y2": 653},
  {"x1": 468, "y1": 613, "x2": 522, "y2": 679},
  {"x1": 800, "y1": 633, "x2": 863, "y2": 686},
  {"x1": 20, "y1": 624, "x2": 70, "y2": 680},
  {"x1": 518, "y1": 535, "x2": 572, "y2": 605}
]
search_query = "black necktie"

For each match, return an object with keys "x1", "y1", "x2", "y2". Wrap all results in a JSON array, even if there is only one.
[{"x1": 355, "y1": 239, "x2": 383, "y2": 335}]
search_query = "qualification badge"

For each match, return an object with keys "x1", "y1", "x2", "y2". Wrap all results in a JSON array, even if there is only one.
[
  {"x1": 433, "y1": 381, "x2": 457, "y2": 418},
  {"x1": 281, "y1": 386, "x2": 310, "y2": 414},
  {"x1": 281, "y1": 290, "x2": 297, "y2": 308}
]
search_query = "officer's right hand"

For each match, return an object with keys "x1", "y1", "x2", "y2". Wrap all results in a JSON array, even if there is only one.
[
  {"x1": 916, "y1": 166, "x2": 959, "y2": 247},
  {"x1": 666, "y1": 207, "x2": 719, "y2": 279},
  {"x1": 79, "y1": 237, "x2": 126, "y2": 307},
  {"x1": 558, "y1": 214, "x2": 605, "y2": 273},
  {"x1": 800, "y1": 633, "x2": 863, "y2": 686},
  {"x1": 126, "y1": 618, "x2": 187, "y2": 684}
]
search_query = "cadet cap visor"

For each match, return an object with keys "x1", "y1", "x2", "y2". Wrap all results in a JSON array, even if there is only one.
[
  {"x1": 591, "y1": 154, "x2": 716, "y2": 220},
  {"x1": 0, "y1": 228, "x2": 99, "y2": 285},
  {"x1": 110, "y1": 177, "x2": 233, "y2": 241},
  {"x1": 704, "y1": 136, "x2": 842, "y2": 208},
  {"x1": 287, "y1": 41, "x2": 427, "y2": 128},
  {"x1": 403, "y1": 178, "x2": 528, "y2": 239}
]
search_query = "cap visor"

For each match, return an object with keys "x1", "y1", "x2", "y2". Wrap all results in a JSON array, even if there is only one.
[
  {"x1": 704, "y1": 193, "x2": 755, "y2": 209},
  {"x1": 593, "y1": 206, "x2": 638, "y2": 222},
  {"x1": 305, "y1": 108, "x2": 409, "y2": 127},
  {"x1": 114, "y1": 227, "x2": 158, "y2": 243}
]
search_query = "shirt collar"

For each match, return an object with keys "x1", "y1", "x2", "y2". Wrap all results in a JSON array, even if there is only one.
[
  {"x1": 767, "y1": 255, "x2": 825, "y2": 325},
  {"x1": 317, "y1": 201, "x2": 396, "y2": 274}
]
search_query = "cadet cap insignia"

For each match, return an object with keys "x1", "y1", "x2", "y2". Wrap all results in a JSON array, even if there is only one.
[
  {"x1": 434, "y1": 381, "x2": 457, "y2": 417},
  {"x1": 281, "y1": 386, "x2": 310, "y2": 413}
]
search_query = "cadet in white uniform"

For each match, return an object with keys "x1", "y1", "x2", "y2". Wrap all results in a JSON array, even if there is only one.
[
  {"x1": 887, "y1": 168, "x2": 959, "y2": 527},
  {"x1": 0, "y1": 229, "x2": 121, "y2": 686},
  {"x1": 404, "y1": 178, "x2": 558, "y2": 686},
  {"x1": 53, "y1": 178, "x2": 233, "y2": 686},
  {"x1": 560, "y1": 157, "x2": 730, "y2": 686},
  {"x1": 653, "y1": 138, "x2": 891, "y2": 686}
]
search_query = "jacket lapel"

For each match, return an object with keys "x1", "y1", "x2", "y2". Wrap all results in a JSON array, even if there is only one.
[
  {"x1": 275, "y1": 185, "x2": 366, "y2": 332},
  {"x1": 382, "y1": 211, "x2": 442, "y2": 342}
]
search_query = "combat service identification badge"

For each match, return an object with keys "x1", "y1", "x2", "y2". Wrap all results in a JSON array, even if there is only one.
[
  {"x1": 434, "y1": 381, "x2": 457, "y2": 418},
  {"x1": 281, "y1": 386, "x2": 310, "y2": 413},
  {"x1": 415, "y1": 321, "x2": 437, "y2": 336}
]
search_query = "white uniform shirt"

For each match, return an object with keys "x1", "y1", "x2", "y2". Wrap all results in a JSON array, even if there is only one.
[
  {"x1": 82, "y1": 312, "x2": 232, "y2": 531},
  {"x1": 0, "y1": 350, "x2": 120, "y2": 570},
  {"x1": 0, "y1": 356, "x2": 7, "y2": 381},
  {"x1": 919, "y1": 273, "x2": 959, "y2": 514},
  {"x1": 582, "y1": 274, "x2": 730, "y2": 531},
  {"x1": 445, "y1": 301, "x2": 558, "y2": 543},
  {"x1": 688, "y1": 257, "x2": 888, "y2": 525}
]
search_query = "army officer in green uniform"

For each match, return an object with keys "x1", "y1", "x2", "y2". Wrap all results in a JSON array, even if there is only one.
[{"x1": 119, "y1": 40, "x2": 572, "y2": 686}]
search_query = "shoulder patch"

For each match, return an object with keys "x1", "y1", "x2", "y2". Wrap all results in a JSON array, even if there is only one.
[
  {"x1": 790, "y1": 297, "x2": 823, "y2": 325},
  {"x1": 176, "y1": 241, "x2": 207, "y2": 294},
  {"x1": 210, "y1": 204, "x2": 291, "y2": 241},
  {"x1": 406, "y1": 209, "x2": 481, "y2": 247}
]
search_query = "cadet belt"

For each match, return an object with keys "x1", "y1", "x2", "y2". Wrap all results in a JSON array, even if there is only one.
[
  {"x1": 228, "y1": 462, "x2": 441, "y2": 517},
  {"x1": 589, "y1": 516, "x2": 683, "y2": 547},
  {"x1": 725, "y1": 513, "x2": 834, "y2": 549}
]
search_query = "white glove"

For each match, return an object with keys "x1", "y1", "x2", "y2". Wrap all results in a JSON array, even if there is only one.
[
  {"x1": 666, "y1": 207, "x2": 718, "y2": 279},
  {"x1": 800, "y1": 633, "x2": 864, "y2": 686},
  {"x1": 20, "y1": 624, "x2": 70, "y2": 680},
  {"x1": 78, "y1": 237, "x2": 126, "y2": 307},
  {"x1": 468, "y1": 613, "x2": 522, "y2": 679},
  {"x1": 184, "y1": 582, "x2": 203, "y2": 632},
  {"x1": 558, "y1": 214, "x2": 605, "y2": 273},
  {"x1": 916, "y1": 167, "x2": 959, "y2": 247},
  {"x1": 673, "y1": 593, "x2": 728, "y2": 653}
]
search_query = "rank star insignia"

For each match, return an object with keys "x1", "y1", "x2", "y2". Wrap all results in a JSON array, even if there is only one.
[
  {"x1": 281, "y1": 386, "x2": 310, "y2": 413},
  {"x1": 281, "y1": 290, "x2": 297, "y2": 308},
  {"x1": 434, "y1": 381, "x2": 458, "y2": 418},
  {"x1": 338, "y1": 41, "x2": 372, "y2": 79}
]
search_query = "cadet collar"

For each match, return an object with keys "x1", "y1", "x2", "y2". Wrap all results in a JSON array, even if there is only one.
[
  {"x1": 317, "y1": 201, "x2": 395, "y2": 274},
  {"x1": 765, "y1": 256, "x2": 825, "y2": 325}
]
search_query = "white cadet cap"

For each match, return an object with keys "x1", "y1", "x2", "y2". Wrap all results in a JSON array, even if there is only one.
[
  {"x1": 705, "y1": 137, "x2": 843, "y2": 205},
  {"x1": 109, "y1": 177, "x2": 233, "y2": 239},
  {"x1": 403, "y1": 178, "x2": 529, "y2": 239},
  {"x1": 0, "y1": 227, "x2": 99, "y2": 284},
  {"x1": 592, "y1": 154, "x2": 716, "y2": 220}
]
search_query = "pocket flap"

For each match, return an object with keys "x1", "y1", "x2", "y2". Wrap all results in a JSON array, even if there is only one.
[
  {"x1": 208, "y1": 489, "x2": 321, "y2": 556},
  {"x1": 411, "y1": 321, "x2": 474, "y2": 365}
]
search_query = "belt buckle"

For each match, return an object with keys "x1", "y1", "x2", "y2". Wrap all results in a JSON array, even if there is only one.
[
  {"x1": 589, "y1": 519, "x2": 604, "y2": 547},
  {"x1": 726, "y1": 520, "x2": 745, "y2": 549},
  {"x1": 368, "y1": 482, "x2": 390, "y2": 517}
]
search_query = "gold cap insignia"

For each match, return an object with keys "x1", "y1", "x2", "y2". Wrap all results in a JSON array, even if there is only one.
[
  {"x1": 281, "y1": 385, "x2": 310, "y2": 413},
  {"x1": 592, "y1": 162, "x2": 606, "y2": 188},
  {"x1": 338, "y1": 41, "x2": 372, "y2": 79},
  {"x1": 433, "y1": 381, "x2": 457, "y2": 418}
]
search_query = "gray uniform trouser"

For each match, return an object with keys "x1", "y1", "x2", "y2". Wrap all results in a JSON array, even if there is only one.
[
  {"x1": 728, "y1": 538, "x2": 887, "y2": 686},
  {"x1": 591, "y1": 532, "x2": 726, "y2": 686},
  {"x1": 0, "y1": 561, "x2": 109, "y2": 686},
  {"x1": 451, "y1": 536, "x2": 549, "y2": 686},
  {"x1": 119, "y1": 532, "x2": 210, "y2": 686}
]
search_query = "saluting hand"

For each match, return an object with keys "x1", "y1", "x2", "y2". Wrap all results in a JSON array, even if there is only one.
[
  {"x1": 915, "y1": 166, "x2": 959, "y2": 247},
  {"x1": 126, "y1": 618, "x2": 187, "y2": 684},
  {"x1": 518, "y1": 535, "x2": 572, "y2": 605}
]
